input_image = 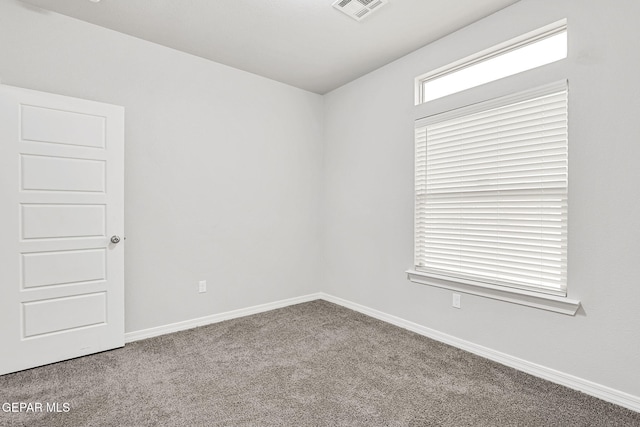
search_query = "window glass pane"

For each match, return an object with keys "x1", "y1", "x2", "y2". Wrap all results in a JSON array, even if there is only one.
[{"x1": 418, "y1": 25, "x2": 567, "y2": 103}]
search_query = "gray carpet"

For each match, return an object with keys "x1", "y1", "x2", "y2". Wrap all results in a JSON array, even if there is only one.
[{"x1": 1, "y1": 300, "x2": 638, "y2": 427}]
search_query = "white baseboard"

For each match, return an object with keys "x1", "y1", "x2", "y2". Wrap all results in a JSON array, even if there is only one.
[
  {"x1": 124, "y1": 293, "x2": 322, "y2": 343},
  {"x1": 124, "y1": 291, "x2": 639, "y2": 413},
  {"x1": 318, "y1": 293, "x2": 640, "y2": 414}
]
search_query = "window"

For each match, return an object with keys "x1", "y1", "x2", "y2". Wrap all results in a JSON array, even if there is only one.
[
  {"x1": 415, "y1": 20, "x2": 567, "y2": 104},
  {"x1": 413, "y1": 82, "x2": 569, "y2": 298}
]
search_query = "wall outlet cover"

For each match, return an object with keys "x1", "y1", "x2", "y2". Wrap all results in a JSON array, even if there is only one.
[{"x1": 452, "y1": 293, "x2": 461, "y2": 309}]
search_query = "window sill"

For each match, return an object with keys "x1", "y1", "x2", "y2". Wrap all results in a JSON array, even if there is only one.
[{"x1": 406, "y1": 269, "x2": 581, "y2": 315}]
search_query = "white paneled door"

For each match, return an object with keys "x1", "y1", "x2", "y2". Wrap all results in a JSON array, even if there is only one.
[{"x1": 0, "y1": 85, "x2": 124, "y2": 375}]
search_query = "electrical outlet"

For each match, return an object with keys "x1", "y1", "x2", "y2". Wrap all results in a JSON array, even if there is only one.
[
  {"x1": 198, "y1": 280, "x2": 207, "y2": 293},
  {"x1": 452, "y1": 293, "x2": 461, "y2": 309}
]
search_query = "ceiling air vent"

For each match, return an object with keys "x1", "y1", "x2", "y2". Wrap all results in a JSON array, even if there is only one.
[{"x1": 332, "y1": 0, "x2": 389, "y2": 22}]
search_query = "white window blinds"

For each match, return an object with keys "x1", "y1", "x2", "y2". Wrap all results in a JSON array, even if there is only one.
[{"x1": 414, "y1": 83, "x2": 568, "y2": 296}]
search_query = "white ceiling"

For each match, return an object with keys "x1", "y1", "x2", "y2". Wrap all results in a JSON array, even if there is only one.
[{"x1": 18, "y1": 0, "x2": 520, "y2": 94}]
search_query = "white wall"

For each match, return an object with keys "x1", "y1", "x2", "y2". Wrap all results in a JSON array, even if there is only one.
[
  {"x1": 0, "y1": 0, "x2": 324, "y2": 333},
  {"x1": 322, "y1": 0, "x2": 640, "y2": 398}
]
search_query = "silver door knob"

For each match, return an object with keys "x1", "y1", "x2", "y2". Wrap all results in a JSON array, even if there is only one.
[{"x1": 110, "y1": 235, "x2": 121, "y2": 244}]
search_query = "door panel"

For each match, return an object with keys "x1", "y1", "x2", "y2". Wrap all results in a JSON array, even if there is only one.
[
  {"x1": 23, "y1": 292, "x2": 107, "y2": 338},
  {"x1": 20, "y1": 104, "x2": 106, "y2": 148},
  {"x1": 21, "y1": 204, "x2": 106, "y2": 239},
  {"x1": 21, "y1": 155, "x2": 106, "y2": 192},
  {"x1": 0, "y1": 84, "x2": 124, "y2": 375},
  {"x1": 22, "y1": 249, "x2": 106, "y2": 289}
]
